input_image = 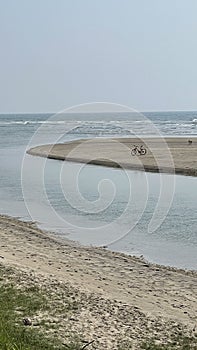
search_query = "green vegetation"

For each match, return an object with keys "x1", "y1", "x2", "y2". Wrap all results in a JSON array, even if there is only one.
[{"x1": 0, "y1": 266, "x2": 81, "y2": 350}]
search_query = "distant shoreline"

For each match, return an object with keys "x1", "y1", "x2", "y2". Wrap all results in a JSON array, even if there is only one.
[{"x1": 27, "y1": 137, "x2": 197, "y2": 177}]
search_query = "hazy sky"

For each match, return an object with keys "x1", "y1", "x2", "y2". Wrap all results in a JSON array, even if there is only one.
[{"x1": 1, "y1": 0, "x2": 197, "y2": 113}]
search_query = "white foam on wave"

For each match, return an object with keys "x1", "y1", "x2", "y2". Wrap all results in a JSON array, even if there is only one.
[{"x1": 0, "y1": 120, "x2": 69, "y2": 125}]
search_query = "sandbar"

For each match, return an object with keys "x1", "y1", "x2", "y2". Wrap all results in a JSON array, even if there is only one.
[{"x1": 27, "y1": 137, "x2": 197, "y2": 176}]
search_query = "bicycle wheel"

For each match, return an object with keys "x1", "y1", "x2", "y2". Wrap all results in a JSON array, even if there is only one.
[
  {"x1": 131, "y1": 149, "x2": 137, "y2": 156},
  {"x1": 140, "y1": 148, "x2": 147, "y2": 155}
]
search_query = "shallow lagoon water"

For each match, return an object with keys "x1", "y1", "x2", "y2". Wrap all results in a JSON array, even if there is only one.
[{"x1": 0, "y1": 112, "x2": 197, "y2": 270}]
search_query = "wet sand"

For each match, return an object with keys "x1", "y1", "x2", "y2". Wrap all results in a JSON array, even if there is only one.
[
  {"x1": 0, "y1": 215, "x2": 197, "y2": 348},
  {"x1": 27, "y1": 137, "x2": 197, "y2": 176}
]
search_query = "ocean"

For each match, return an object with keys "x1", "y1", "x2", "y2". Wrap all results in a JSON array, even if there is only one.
[{"x1": 0, "y1": 110, "x2": 197, "y2": 270}]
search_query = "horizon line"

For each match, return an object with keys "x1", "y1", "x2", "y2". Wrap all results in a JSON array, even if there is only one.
[{"x1": 0, "y1": 109, "x2": 197, "y2": 115}]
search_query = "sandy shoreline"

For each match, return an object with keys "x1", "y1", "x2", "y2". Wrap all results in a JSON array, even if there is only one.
[
  {"x1": 0, "y1": 215, "x2": 197, "y2": 348},
  {"x1": 27, "y1": 137, "x2": 197, "y2": 176}
]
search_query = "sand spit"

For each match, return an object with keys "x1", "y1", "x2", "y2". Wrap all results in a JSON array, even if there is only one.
[
  {"x1": 0, "y1": 215, "x2": 197, "y2": 349},
  {"x1": 27, "y1": 137, "x2": 197, "y2": 176}
]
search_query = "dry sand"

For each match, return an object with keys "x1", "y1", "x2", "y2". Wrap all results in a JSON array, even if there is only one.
[
  {"x1": 0, "y1": 215, "x2": 197, "y2": 348},
  {"x1": 27, "y1": 137, "x2": 197, "y2": 176}
]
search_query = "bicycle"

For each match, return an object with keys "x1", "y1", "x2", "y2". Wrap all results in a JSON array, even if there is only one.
[{"x1": 131, "y1": 145, "x2": 147, "y2": 156}]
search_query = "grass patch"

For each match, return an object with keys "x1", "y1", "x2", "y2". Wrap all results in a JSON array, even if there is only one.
[{"x1": 0, "y1": 266, "x2": 81, "y2": 350}]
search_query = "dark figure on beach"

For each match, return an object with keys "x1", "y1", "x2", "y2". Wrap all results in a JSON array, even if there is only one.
[
  {"x1": 188, "y1": 140, "x2": 192, "y2": 145},
  {"x1": 131, "y1": 144, "x2": 147, "y2": 156}
]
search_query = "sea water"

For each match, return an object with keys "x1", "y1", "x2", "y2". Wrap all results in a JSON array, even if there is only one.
[{"x1": 0, "y1": 111, "x2": 197, "y2": 270}]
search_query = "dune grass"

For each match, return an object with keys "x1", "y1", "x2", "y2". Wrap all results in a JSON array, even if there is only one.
[{"x1": 0, "y1": 266, "x2": 81, "y2": 350}]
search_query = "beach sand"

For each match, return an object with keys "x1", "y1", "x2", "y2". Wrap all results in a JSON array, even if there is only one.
[
  {"x1": 27, "y1": 137, "x2": 197, "y2": 176},
  {"x1": 0, "y1": 215, "x2": 197, "y2": 348}
]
